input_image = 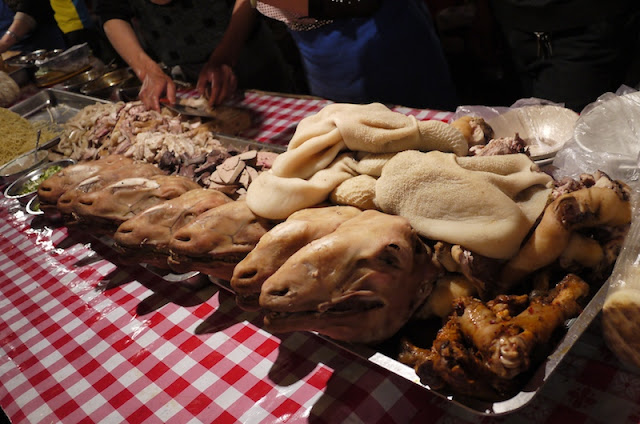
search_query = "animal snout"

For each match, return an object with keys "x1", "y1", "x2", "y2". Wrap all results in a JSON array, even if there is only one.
[
  {"x1": 174, "y1": 232, "x2": 192, "y2": 243},
  {"x1": 267, "y1": 287, "x2": 290, "y2": 297},
  {"x1": 236, "y1": 268, "x2": 258, "y2": 281}
]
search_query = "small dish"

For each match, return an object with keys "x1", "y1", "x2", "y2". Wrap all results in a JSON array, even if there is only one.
[
  {"x1": 62, "y1": 67, "x2": 108, "y2": 92},
  {"x1": 115, "y1": 77, "x2": 142, "y2": 101},
  {"x1": 25, "y1": 195, "x2": 43, "y2": 215},
  {"x1": 80, "y1": 68, "x2": 135, "y2": 98},
  {"x1": 0, "y1": 150, "x2": 48, "y2": 186},
  {"x1": 35, "y1": 43, "x2": 90, "y2": 74},
  {"x1": 487, "y1": 105, "x2": 579, "y2": 160},
  {"x1": 4, "y1": 158, "x2": 75, "y2": 205}
]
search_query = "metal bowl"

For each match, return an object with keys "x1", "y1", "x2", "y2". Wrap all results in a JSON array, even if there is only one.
[
  {"x1": 0, "y1": 150, "x2": 49, "y2": 187},
  {"x1": 62, "y1": 67, "x2": 108, "y2": 92},
  {"x1": 5, "y1": 158, "x2": 75, "y2": 205},
  {"x1": 80, "y1": 68, "x2": 135, "y2": 98},
  {"x1": 116, "y1": 77, "x2": 142, "y2": 101},
  {"x1": 25, "y1": 195, "x2": 44, "y2": 215}
]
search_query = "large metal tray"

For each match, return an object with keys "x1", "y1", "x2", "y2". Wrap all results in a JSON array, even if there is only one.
[
  {"x1": 9, "y1": 88, "x2": 109, "y2": 151},
  {"x1": 11, "y1": 88, "x2": 607, "y2": 416},
  {"x1": 207, "y1": 272, "x2": 608, "y2": 416}
]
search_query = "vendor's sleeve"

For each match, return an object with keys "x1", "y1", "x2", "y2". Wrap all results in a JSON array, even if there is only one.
[
  {"x1": 95, "y1": 0, "x2": 133, "y2": 23},
  {"x1": 16, "y1": 0, "x2": 56, "y2": 25}
]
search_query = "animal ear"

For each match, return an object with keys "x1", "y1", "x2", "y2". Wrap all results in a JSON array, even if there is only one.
[{"x1": 318, "y1": 290, "x2": 385, "y2": 313}]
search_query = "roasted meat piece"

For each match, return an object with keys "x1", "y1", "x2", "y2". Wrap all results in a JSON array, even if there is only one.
[
  {"x1": 113, "y1": 188, "x2": 232, "y2": 269},
  {"x1": 231, "y1": 205, "x2": 362, "y2": 310},
  {"x1": 399, "y1": 274, "x2": 589, "y2": 399},
  {"x1": 71, "y1": 174, "x2": 200, "y2": 235},
  {"x1": 37, "y1": 155, "x2": 139, "y2": 216},
  {"x1": 469, "y1": 134, "x2": 528, "y2": 156},
  {"x1": 259, "y1": 210, "x2": 439, "y2": 344},
  {"x1": 168, "y1": 200, "x2": 275, "y2": 280}
]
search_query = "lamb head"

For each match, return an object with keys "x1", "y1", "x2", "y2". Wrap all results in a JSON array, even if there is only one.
[
  {"x1": 168, "y1": 200, "x2": 275, "y2": 280},
  {"x1": 55, "y1": 159, "x2": 164, "y2": 221},
  {"x1": 260, "y1": 210, "x2": 439, "y2": 344},
  {"x1": 72, "y1": 174, "x2": 200, "y2": 235},
  {"x1": 231, "y1": 205, "x2": 362, "y2": 311},
  {"x1": 113, "y1": 188, "x2": 232, "y2": 269}
]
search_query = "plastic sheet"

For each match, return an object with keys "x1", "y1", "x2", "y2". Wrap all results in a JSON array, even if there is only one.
[
  {"x1": 552, "y1": 87, "x2": 640, "y2": 185},
  {"x1": 574, "y1": 87, "x2": 640, "y2": 157}
]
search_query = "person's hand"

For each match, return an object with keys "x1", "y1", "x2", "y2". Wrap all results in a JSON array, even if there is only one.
[
  {"x1": 139, "y1": 64, "x2": 176, "y2": 111},
  {"x1": 196, "y1": 61, "x2": 237, "y2": 106}
]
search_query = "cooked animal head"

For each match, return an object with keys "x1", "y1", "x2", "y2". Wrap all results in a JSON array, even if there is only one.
[
  {"x1": 55, "y1": 159, "x2": 164, "y2": 219},
  {"x1": 231, "y1": 205, "x2": 362, "y2": 310},
  {"x1": 168, "y1": 200, "x2": 275, "y2": 279},
  {"x1": 260, "y1": 210, "x2": 438, "y2": 344},
  {"x1": 113, "y1": 188, "x2": 232, "y2": 268},
  {"x1": 72, "y1": 174, "x2": 200, "y2": 234},
  {"x1": 37, "y1": 155, "x2": 138, "y2": 213}
]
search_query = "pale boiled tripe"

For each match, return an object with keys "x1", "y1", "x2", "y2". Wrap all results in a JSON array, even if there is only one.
[
  {"x1": 276, "y1": 103, "x2": 468, "y2": 179},
  {"x1": 247, "y1": 154, "x2": 357, "y2": 219},
  {"x1": 375, "y1": 151, "x2": 553, "y2": 259},
  {"x1": 330, "y1": 174, "x2": 377, "y2": 210},
  {"x1": 247, "y1": 103, "x2": 468, "y2": 219}
]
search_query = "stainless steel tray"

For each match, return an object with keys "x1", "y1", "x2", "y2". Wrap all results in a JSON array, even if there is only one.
[
  {"x1": 207, "y1": 270, "x2": 608, "y2": 416},
  {"x1": 10, "y1": 88, "x2": 109, "y2": 151},
  {"x1": 13, "y1": 88, "x2": 604, "y2": 416},
  {"x1": 334, "y1": 279, "x2": 608, "y2": 415}
]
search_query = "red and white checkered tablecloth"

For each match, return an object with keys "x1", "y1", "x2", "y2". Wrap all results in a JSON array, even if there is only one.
[
  {"x1": 1, "y1": 93, "x2": 640, "y2": 424},
  {"x1": 179, "y1": 90, "x2": 457, "y2": 146}
]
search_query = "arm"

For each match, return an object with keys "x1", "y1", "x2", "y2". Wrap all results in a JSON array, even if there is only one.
[
  {"x1": 102, "y1": 18, "x2": 175, "y2": 111},
  {"x1": 0, "y1": 12, "x2": 36, "y2": 54},
  {"x1": 196, "y1": 0, "x2": 255, "y2": 105}
]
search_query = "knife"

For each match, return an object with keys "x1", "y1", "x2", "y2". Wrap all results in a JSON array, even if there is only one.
[{"x1": 161, "y1": 102, "x2": 219, "y2": 119}]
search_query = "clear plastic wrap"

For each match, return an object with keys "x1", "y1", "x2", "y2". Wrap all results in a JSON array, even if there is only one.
[
  {"x1": 602, "y1": 184, "x2": 640, "y2": 372},
  {"x1": 552, "y1": 87, "x2": 640, "y2": 184},
  {"x1": 573, "y1": 87, "x2": 640, "y2": 157}
]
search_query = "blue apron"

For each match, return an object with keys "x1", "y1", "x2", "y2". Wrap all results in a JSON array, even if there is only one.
[{"x1": 289, "y1": 0, "x2": 457, "y2": 110}]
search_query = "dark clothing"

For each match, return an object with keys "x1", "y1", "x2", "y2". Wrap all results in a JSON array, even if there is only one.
[
  {"x1": 490, "y1": 0, "x2": 640, "y2": 111},
  {"x1": 289, "y1": 0, "x2": 458, "y2": 110},
  {"x1": 491, "y1": 0, "x2": 637, "y2": 31},
  {"x1": 96, "y1": 0, "x2": 232, "y2": 67},
  {"x1": 0, "y1": 0, "x2": 66, "y2": 51},
  {"x1": 96, "y1": 0, "x2": 294, "y2": 93}
]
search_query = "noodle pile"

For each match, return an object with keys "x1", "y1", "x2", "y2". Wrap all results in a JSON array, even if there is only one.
[{"x1": 0, "y1": 107, "x2": 37, "y2": 165}]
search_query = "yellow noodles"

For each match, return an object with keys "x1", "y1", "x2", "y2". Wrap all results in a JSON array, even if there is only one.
[{"x1": 0, "y1": 107, "x2": 37, "y2": 166}]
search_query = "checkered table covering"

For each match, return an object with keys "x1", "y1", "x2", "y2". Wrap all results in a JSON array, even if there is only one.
[
  {"x1": 179, "y1": 90, "x2": 457, "y2": 146},
  {"x1": 1, "y1": 93, "x2": 639, "y2": 423}
]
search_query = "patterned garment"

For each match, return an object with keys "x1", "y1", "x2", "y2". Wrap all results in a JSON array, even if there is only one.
[
  {"x1": 255, "y1": 3, "x2": 331, "y2": 31},
  {"x1": 97, "y1": 0, "x2": 233, "y2": 66}
]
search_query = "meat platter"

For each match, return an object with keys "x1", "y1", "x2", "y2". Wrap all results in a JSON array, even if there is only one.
[{"x1": 8, "y1": 91, "x2": 630, "y2": 416}]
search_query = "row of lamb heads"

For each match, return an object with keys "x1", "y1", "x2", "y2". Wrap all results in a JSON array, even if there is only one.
[{"x1": 38, "y1": 158, "x2": 438, "y2": 346}]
